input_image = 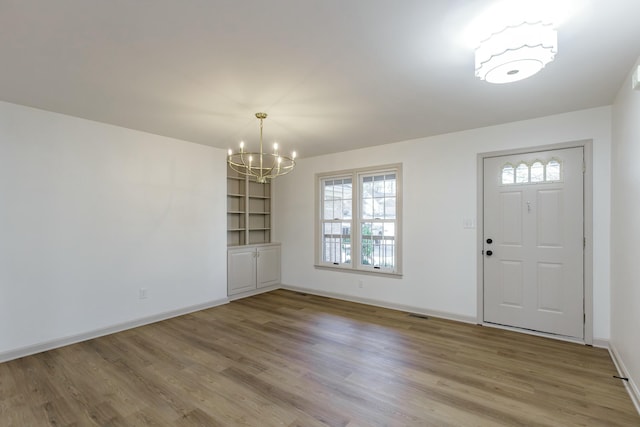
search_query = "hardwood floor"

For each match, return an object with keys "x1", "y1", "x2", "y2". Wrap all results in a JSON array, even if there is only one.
[{"x1": 1, "y1": 289, "x2": 638, "y2": 426}]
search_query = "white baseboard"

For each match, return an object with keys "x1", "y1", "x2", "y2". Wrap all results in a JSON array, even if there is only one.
[
  {"x1": 481, "y1": 322, "x2": 589, "y2": 345},
  {"x1": 0, "y1": 297, "x2": 229, "y2": 364},
  {"x1": 280, "y1": 284, "x2": 477, "y2": 324},
  {"x1": 609, "y1": 343, "x2": 640, "y2": 415},
  {"x1": 228, "y1": 284, "x2": 281, "y2": 301},
  {"x1": 591, "y1": 338, "x2": 610, "y2": 349}
]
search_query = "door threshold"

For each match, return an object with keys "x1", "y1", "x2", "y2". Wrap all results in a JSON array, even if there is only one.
[{"x1": 482, "y1": 321, "x2": 586, "y2": 345}]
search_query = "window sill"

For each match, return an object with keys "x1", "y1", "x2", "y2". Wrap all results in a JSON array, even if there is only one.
[{"x1": 314, "y1": 264, "x2": 403, "y2": 278}]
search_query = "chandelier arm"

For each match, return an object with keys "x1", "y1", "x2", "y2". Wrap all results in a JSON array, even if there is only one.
[
  {"x1": 262, "y1": 159, "x2": 296, "y2": 179},
  {"x1": 263, "y1": 165, "x2": 295, "y2": 179},
  {"x1": 263, "y1": 155, "x2": 280, "y2": 177},
  {"x1": 240, "y1": 151, "x2": 254, "y2": 175}
]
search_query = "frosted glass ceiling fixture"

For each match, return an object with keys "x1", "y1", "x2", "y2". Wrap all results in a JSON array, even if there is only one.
[
  {"x1": 227, "y1": 113, "x2": 296, "y2": 183},
  {"x1": 466, "y1": 0, "x2": 573, "y2": 84},
  {"x1": 475, "y1": 20, "x2": 557, "y2": 84}
]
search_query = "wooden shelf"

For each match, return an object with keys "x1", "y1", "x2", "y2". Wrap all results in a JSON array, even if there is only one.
[{"x1": 227, "y1": 164, "x2": 272, "y2": 245}]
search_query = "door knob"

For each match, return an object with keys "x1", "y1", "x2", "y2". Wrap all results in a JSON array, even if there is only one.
[
  {"x1": 486, "y1": 238, "x2": 493, "y2": 244},
  {"x1": 486, "y1": 250, "x2": 493, "y2": 256}
]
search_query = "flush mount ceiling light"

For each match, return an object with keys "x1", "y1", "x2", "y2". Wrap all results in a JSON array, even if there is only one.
[
  {"x1": 227, "y1": 113, "x2": 296, "y2": 183},
  {"x1": 475, "y1": 20, "x2": 557, "y2": 84}
]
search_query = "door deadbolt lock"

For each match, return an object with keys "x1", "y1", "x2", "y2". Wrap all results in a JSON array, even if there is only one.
[
  {"x1": 486, "y1": 250, "x2": 493, "y2": 256},
  {"x1": 486, "y1": 238, "x2": 493, "y2": 244}
]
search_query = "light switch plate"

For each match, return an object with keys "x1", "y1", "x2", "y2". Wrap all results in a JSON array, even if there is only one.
[
  {"x1": 463, "y1": 217, "x2": 476, "y2": 229},
  {"x1": 633, "y1": 65, "x2": 640, "y2": 91}
]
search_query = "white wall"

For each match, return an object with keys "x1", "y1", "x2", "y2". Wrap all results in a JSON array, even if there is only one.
[
  {"x1": 274, "y1": 106, "x2": 611, "y2": 340},
  {"x1": 0, "y1": 101, "x2": 228, "y2": 359},
  {"x1": 611, "y1": 59, "x2": 640, "y2": 405}
]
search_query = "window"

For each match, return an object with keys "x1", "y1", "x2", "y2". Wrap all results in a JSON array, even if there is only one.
[
  {"x1": 501, "y1": 164, "x2": 515, "y2": 184},
  {"x1": 501, "y1": 159, "x2": 562, "y2": 185},
  {"x1": 515, "y1": 162, "x2": 528, "y2": 183},
  {"x1": 546, "y1": 159, "x2": 561, "y2": 181},
  {"x1": 321, "y1": 177, "x2": 352, "y2": 264},
  {"x1": 530, "y1": 161, "x2": 544, "y2": 182},
  {"x1": 317, "y1": 164, "x2": 402, "y2": 275}
]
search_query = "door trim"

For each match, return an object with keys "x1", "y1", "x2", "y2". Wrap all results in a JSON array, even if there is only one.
[{"x1": 476, "y1": 140, "x2": 593, "y2": 345}]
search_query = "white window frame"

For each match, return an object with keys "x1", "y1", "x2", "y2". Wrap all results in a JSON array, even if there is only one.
[{"x1": 315, "y1": 163, "x2": 402, "y2": 276}]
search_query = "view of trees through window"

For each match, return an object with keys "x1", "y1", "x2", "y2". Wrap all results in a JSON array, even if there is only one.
[{"x1": 360, "y1": 174, "x2": 396, "y2": 268}]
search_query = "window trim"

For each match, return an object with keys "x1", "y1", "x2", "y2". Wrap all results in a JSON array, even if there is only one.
[{"x1": 315, "y1": 163, "x2": 403, "y2": 276}]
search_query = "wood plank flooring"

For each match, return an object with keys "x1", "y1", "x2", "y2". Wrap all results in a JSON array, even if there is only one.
[{"x1": 1, "y1": 289, "x2": 638, "y2": 426}]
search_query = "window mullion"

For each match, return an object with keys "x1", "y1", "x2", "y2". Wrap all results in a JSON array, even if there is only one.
[{"x1": 351, "y1": 171, "x2": 359, "y2": 270}]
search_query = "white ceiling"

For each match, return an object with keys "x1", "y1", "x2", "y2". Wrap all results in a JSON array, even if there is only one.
[{"x1": 1, "y1": 0, "x2": 639, "y2": 158}]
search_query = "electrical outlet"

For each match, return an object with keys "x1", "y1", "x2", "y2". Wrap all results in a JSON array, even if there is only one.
[
  {"x1": 139, "y1": 288, "x2": 148, "y2": 299},
  {"x1": 358, "y1": 280, "x2": 364, "y2": 289}
]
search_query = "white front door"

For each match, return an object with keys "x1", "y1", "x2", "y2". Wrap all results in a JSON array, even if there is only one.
[{"x1": 483, "y1": 147, "x2": 584, "y2": 339}]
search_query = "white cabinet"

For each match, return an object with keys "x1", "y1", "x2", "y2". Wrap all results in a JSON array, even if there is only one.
[
  {"x1": 227, "y1": 244, "x2": 280, "y2": 296},
  {"x1": 256, "y1": 245, "x2": 281, "y2": 288},
  {"x1": 227, "y1": 247, "x2": 257, "y2": 295}
]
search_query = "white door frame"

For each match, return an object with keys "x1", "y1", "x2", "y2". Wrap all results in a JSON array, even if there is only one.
[{"x1": 477, "y1": 140, "x2": 593, "y2": 345}]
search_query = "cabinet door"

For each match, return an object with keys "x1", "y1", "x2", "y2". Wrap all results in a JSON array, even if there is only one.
[
  {"x1": 228, "y1": 249, "x2": 257, "y2": 295},
  {"x1": 257, "y1": 245, "x2": 281, "y2": 288}
]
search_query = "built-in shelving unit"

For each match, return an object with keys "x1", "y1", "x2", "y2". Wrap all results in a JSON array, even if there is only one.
[
  {"x1": 227, "y1": 165, "x2": 280, "y2": 297},
  {"x1": 227, "y1": 165, "x2": 271, "y2": 246}
]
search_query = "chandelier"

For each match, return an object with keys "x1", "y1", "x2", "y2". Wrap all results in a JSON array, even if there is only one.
[
  {"x1": 227, "y1": 112, "x2": 296, "y2": 183},
  {"x1": 475, "y1": 21, "x2": 557, "y2": 84}
]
